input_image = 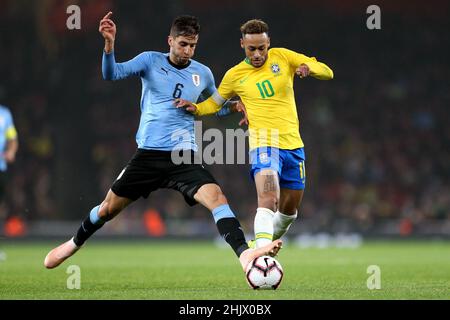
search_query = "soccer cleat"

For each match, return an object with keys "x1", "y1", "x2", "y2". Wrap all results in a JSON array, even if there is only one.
[
  {"x1": 247, "y1": 239, "x2": 256, "y2": 249},
  {"x1": 44, "y1": 237, "x2": 80, "y2": 269},
  {"x1": 239, "y1": 239, "x2": 283, "y2": 272}
]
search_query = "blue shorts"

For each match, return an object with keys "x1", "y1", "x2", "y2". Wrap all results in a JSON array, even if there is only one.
[{"x1": 250, "y1": 147, "x2": 306, "y2": 190}]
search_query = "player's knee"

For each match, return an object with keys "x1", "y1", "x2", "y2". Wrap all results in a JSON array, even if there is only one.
[
  {"x1": 209, "y1": 185, "x2": 227, "y2": 205},
  {"x1": 97, "y1": 202, "x2": 121, "y2": 221},
  {"x1": 215, "y1": 191, "x2": 228, "y2": 206},
  {"x1": 258, "y1": 193, "x2": 278, "y2": 211},
  {"x1": 279, "y1": 203, "x2": 298, "y2": 215},
  {"x1": 198, "y1": 183, "x2": 227, "y2": 207}
]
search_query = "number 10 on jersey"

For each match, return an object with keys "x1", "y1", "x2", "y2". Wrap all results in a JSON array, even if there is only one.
[{"x1": 256, "y1": 80, "x2": 275, "y2": 99}]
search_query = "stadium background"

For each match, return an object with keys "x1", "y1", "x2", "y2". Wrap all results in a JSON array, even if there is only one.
[{"x1": 0, "y1": 0, "x2": 449, "y2": 241}]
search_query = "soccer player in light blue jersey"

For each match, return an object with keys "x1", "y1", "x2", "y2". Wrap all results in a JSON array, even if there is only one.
[
  {"x1": 44, "y1": 12, "x2": 281, "y2": 275},
  {"x1": 0, "y1": 104, "x2": 18, "y2": 202}
]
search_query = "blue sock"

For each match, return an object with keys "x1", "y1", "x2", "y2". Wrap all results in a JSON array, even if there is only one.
[
  {"x1": 212, "y1": 204, "x2": 236, "y2": 223},
  {"x1": 89, "y1": 205, "x2": 105, "y2": 225},
  {"x1": 212, "y1": 204, "x2": 248, "y2": 257},
  {"x1": 73, "y1": 205, "x2": 105, "y2": 247}
]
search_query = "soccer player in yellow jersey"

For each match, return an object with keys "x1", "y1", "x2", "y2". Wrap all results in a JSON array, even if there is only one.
[{"x1": 176, "y1": 19, "x2": 333, "y2": 249}]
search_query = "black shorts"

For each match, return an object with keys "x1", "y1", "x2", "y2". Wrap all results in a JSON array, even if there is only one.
[{"x1": 111, "y1": 149, "x2": 217, "y2": 206}]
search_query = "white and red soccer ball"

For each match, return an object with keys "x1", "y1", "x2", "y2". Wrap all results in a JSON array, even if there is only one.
[{"x1": 245, "y1": 255, "x2": 284, "y2": 290}]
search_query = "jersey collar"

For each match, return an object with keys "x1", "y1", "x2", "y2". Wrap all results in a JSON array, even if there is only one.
[{"x1": 166, "y1": 56, "x2": 191, "y2": 70}]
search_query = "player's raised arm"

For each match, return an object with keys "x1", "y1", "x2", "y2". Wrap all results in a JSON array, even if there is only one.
[
  {"x1": 298, "y1": 58, "x2": 334, "y2": 80},
  {"x1": 278, "y1": 48, "x2": 333, "y2": 80},
  {"x1": 99, "y1": 11, "x2": 116, "y2": 53},
  {"x1": 99, "y1": 12, "x2": 150, "y2": 81}
]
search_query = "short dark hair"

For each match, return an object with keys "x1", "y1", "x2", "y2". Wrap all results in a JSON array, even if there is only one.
[
  {"x1": 240, "y1": 19, "x2": 269, "y2": 36},
  {"x1": 170, "y1": 15, "x2": 200, "y2": 37}
]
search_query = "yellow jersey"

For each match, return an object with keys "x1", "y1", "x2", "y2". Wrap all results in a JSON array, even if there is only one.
[{"x1": 194, "y1": 48, "x2": 333, "y2": 150}]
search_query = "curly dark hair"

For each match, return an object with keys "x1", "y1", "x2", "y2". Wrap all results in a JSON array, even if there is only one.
[{"x1": 240, "y1": 19, "x2": 269, "y2": 36}]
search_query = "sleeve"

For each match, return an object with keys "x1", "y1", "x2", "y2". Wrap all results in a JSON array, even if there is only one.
[
  {"x1": 198, "y1": 66, "x2": 234, "y2": 118},
  {"x1": 5, "y1": 109, "x2": 17, "y2": 140},
  {"x1": 194, "y1": 70, "x2": 236, "y2": 116},
  {"x1": 202, "y1": 66, "x2": 217, "y2": 98},
  {"x1": 215, "y1": 100, "x2": 234, "y2": 117},
  {"x1": 102, "y1": 51, "x2": 151, "y2": 80},
  {"x1": 196, "y1": 66, "x2": 217, "y2": 103},
  {"x1": 278, "y1": 48, "x2": 334, "y2": 80}
]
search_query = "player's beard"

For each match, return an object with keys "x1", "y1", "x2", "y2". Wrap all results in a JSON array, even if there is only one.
[
  {"x1": 251, "y1": 56, "x2": 266, "y2": 67},
  {"x1": 175, "y1": 54, "x2": 190, "y2": 65}
]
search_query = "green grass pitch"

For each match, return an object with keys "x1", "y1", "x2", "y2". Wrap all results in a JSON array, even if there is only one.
[{"x1": 0, "y1": 240, "x2": 449, "y2": 299}]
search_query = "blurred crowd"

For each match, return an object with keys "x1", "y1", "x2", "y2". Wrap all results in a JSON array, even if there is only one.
[{"x1": 0, "y1": 0, "x2": 448, "y2": 235}]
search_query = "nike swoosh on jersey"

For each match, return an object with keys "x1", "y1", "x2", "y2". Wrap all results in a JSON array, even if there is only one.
[{"x1": 239, "y1": 77, "x2": 249, "y2": 84}]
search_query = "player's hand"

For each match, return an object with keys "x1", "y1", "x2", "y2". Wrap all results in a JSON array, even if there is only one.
[
  {"x1": 174, "y1": 98, "x2": 197, "y2": 113},
  {"x1": 231, "y1": 100, "x2": 249, "y2": 126},
  {"x1": 99, "y1": 12, "x2": 116, "y2": 43},
  {"x1": 296, "y1": 64, "x2": 310, "y2": 78}
]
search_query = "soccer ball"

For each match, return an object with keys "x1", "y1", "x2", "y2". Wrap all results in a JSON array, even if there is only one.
[{"x1": 245, "y1": 255, "x2": 283, "y2": 290}]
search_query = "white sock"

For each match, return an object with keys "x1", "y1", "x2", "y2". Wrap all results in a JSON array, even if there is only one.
[
  {"x1": 273, "y1": 210, "x2": 298, "y2": 240},
  {"x1": 254, "y1": 207, "x2": 275, "y2": 248}
]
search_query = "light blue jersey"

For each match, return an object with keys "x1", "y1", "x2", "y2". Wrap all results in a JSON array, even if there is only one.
[
  {"x1": 0, "y1": 105, "x2": 17, "y2": 171},
  {"x1": 102, "y1": 51, "x2": 217, "y2": 151}
]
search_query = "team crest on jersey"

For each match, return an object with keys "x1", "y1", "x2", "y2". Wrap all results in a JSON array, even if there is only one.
[
  {"x1": 192, "y1": 74, "x2": 201, "y2": 86},
  {"x1": 271, "y1": 63, "x2": 281, "y2": 74},
  {"x1": 259, "y1": 152, "x2": 270, "y2": 164}
]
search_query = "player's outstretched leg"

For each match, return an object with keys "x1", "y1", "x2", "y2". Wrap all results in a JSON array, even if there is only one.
[
  {"x1": 44, "y1": 191, "x2": 132, "y2": 269},
  {"x1": 44, "y1": 203, "x2": 108, "y2": 269},
  {"x1": 239, "y1": 239, "x2": 283, "y2": 272}
]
